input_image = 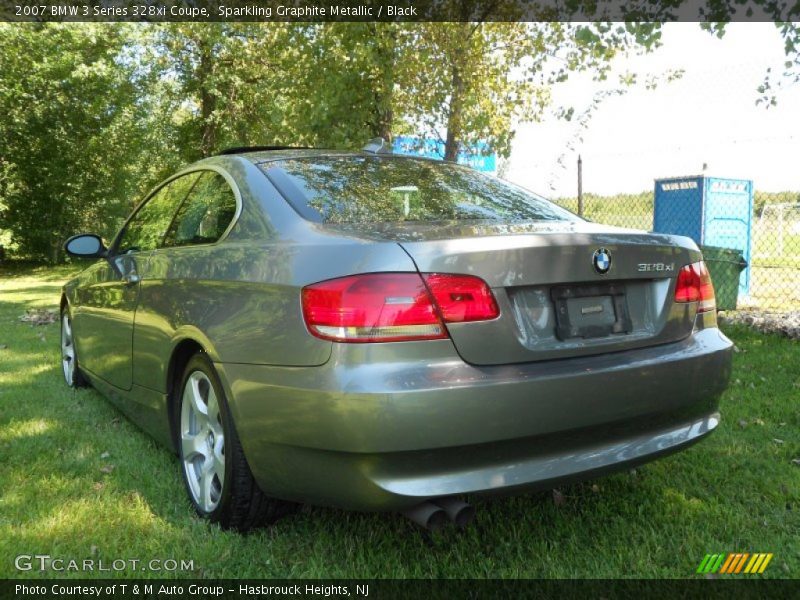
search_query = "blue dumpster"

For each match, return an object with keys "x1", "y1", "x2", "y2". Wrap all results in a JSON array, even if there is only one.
[{"x1": 653, "y1": 176, "x2": 753, "y2": 296}]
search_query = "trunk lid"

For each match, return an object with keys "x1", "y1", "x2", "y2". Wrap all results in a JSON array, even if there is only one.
[{"x1": 316, "y1": 220, "x2": 703, "y2": 365}]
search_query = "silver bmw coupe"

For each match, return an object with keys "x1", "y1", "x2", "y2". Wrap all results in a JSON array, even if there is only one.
[{"x1": 61, "y1": 145, "x2": 733, "y2": 531}]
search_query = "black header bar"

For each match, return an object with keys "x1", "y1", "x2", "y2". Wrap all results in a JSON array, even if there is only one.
[
  {"x1": 1, "y1": 0, "x2": 799, "y2": 22},
  {"x1": 3, "y1": 579, "x2": 800, "y2": 600}
]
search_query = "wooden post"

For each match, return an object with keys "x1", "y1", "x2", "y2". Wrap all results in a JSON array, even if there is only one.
[{"x1": 577, "y1": 155, "x2": 584, "y2": 217}]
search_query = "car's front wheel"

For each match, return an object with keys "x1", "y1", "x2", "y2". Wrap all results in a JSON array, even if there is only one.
[
  {"x1": 61, "y1": 309, "x2": 88, "y2": 388},
  {"x1": 177, "y1": 353, "x2": 294, "y2": 531}
]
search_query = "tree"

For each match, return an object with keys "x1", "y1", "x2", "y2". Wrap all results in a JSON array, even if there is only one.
[
  {"x1": 280, "y1": 23, "x2": 402, "y2": 146},
  {"x1": 0, "y1": 21, "x2": 668, "y2": 262},
  {"x1": 396, "y1": 17, "x2": 663, "y2": 161},
  {"x1": 0, "y1": 23, "x2": 147, "y2": 262},
  {"x1": 147, "y1": 23, "x2": 294, "y2": 160},
  {"x1": 703, "y1": 21, "x2": 800, "y2": 107}
]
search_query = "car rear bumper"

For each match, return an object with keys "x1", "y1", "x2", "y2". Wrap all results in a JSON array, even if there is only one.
[{"x1": 217, "y1": 327, "x2": 732, "y2": 510}]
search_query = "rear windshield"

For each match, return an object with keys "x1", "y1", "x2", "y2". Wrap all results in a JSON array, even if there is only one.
[{"x1": 259, "y1": 156, "x2": 577, "y2": 224}]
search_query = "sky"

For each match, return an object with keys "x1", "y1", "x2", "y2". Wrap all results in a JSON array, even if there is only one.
[{"x1": 505, "y1": 22, "x2": 800, "y2": 197}]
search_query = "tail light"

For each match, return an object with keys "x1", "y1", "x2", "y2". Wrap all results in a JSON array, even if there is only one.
[
  {"x1": 301, "y1": 273, "x2": 498, "y2": 343},
  {"x1": 674, "y1": 261, "x2": 716, "y2": 313},
  {"x1": 423, "y1": 274, "x2": 500, "y2": 322}
]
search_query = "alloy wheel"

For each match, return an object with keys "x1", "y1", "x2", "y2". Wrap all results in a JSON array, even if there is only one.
[
  {"x1": 61, "y1": 314, "x2": 76, "y2": 385},
  {"x1": 180, "y1": 371, "x2": 226, "y2": 513}
]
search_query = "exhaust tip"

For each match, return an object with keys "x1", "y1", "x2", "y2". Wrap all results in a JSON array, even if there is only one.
[
  {"x1": 433, "y1": 497, "x2": 475, "y2": 528},
  {"x1": 401, "y1": 502, "x2": 448, "y2": 531}
]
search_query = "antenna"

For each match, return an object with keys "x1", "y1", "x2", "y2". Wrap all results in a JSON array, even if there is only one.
[{"x1": 362, "y1": 138, "x2": 391, "y2": 154}]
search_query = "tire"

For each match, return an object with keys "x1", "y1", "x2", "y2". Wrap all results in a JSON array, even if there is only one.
[
  {"x1": 176, "y1": 352, "x2": 295, "y2": 531},
  {"x1": 61, "y1": 309, "x2": 89, "y2": 388}
]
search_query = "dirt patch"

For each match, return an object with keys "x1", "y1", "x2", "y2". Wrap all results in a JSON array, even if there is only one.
[
  {"x1": 19, "y1": 308, "x2": 58, "y2": 325},
  {"x1": 719, "y1": 310, "x2": 800, "y2": 339}
]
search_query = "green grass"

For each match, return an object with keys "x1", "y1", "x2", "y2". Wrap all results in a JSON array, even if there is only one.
[
  {"x1": 553, "y1": 193, "x2": 654, "y2": 231},
  {"x1": 1, "y1": 264, "x2": 798, "y2": 579}
]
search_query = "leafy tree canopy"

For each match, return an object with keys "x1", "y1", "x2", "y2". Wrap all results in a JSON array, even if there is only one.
[{"x1": 2, "y1": 17, "x2": 793, "y2": 262}]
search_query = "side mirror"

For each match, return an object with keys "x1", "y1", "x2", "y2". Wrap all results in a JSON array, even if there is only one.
[{"x1": 64, "y1": 234, "x2": 107, "y2": 259}]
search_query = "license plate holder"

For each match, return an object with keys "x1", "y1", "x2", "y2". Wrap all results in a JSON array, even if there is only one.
[{"x1": 551, "y1": 283, "x2": 633, "y2": 340}]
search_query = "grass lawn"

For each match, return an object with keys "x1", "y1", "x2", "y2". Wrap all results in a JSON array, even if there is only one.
[{"x1": 1, "y1": 263, "x2": 798, "y2": 579}]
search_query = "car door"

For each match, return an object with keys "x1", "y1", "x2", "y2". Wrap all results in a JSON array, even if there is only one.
[
  {"x1": 131, "y1": 170, "x2": 241, "y2": 391},
  {"x1": 74, "y1": 172, "x2": 201, "y2": 390}
]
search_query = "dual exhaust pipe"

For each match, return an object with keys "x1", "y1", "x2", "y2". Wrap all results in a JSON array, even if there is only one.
[{"x1": 402, "y1": 497, "x2": 475, "y2": 531}]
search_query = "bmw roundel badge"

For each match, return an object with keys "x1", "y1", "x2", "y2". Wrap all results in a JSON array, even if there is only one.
[{"x1": 592, "y1": 248, "x2": 612, "y2": 274}]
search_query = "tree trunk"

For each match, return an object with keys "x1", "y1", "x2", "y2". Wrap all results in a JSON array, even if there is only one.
[
  {"x1": 0, "y1": 156, "x2": 6, "y2": 200},
  {"x1": 444, "y1": 16, "x2": 476, "y2": 162},
  {"x1": 444, "y1": 63, "x2": 464, "y2": 162},
  {"x1": 52, "y1": 199, "x2": 64, "y2": 264},
  {"x1": 376, "y1": 107, "x2": 393, "y2": 141},
  {"x1": 370, "y1": 23, "x2": 396, "y2": 142},
  {"x1": 198, "y1": 42, "x2": 217, "y2": 157}
]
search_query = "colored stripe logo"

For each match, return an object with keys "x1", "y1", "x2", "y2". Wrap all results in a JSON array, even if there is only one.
[{"x1": 697, "y1": 553, "x2": 773, "y2": 574}]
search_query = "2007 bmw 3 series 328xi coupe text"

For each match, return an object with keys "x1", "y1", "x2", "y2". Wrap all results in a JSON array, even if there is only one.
[{"x1": 61, "y1": 144, "x2": 733, "y2": 531}]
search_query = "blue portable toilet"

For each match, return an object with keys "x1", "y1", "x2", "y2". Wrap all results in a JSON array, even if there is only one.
[{"x1": 653, "y1": 175, "x2": 752, "y2": 296}]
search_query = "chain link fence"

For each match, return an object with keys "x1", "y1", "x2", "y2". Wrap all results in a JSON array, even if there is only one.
[{"x1": 553, "y1": 184, "x2": 800, "y2": 312}]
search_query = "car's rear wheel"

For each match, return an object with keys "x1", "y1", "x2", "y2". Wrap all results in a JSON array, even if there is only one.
[
  {"x1": 177, "y1": 353, "x2": 295, "y2": 531},
  {"x1": 61, "y1": 310, "x2": 88, "y2": 388}
]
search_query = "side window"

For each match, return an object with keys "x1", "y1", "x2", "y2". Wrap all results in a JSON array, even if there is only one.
[
  {"x1": 163, "y1": 171, "x2": 238, "y2": 247},
  {"x1": 116, "y1": 173, "x2": 200, "y2": 254}
]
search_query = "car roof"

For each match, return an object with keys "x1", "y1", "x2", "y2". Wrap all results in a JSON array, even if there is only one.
[
  {"x1": 213, "y1": 147, "x2": 449, "y2": 167},
  {"x1": 233, "y1": 149, "x2": 357, "y2": 164}
]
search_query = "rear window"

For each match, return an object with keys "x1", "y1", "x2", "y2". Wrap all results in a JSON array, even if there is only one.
[{"x1": 259, "y1": 156, "x2": 577, "y2": 224}]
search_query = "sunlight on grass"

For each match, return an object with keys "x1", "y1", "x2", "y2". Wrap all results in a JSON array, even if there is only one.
[
  {"x1": 0, "y1": 418, "x2": 54, "y2": 442},
  {"x1": 32, "y1": 496, "x2": 166, "y2": 539},
  {"x1": 661, "y1": 488, "x2": 707, "y2": 515},
  {"x1": 4, "y1": 297, "x2": 61, "y2": 311},
  {"x1": 0, "y1": 362, "x2": 55, "y2": 386}
]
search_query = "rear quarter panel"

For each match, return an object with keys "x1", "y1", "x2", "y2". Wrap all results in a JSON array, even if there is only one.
[{"x1": 132, "y1": 240, "x2": 417, "y2": 393}]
